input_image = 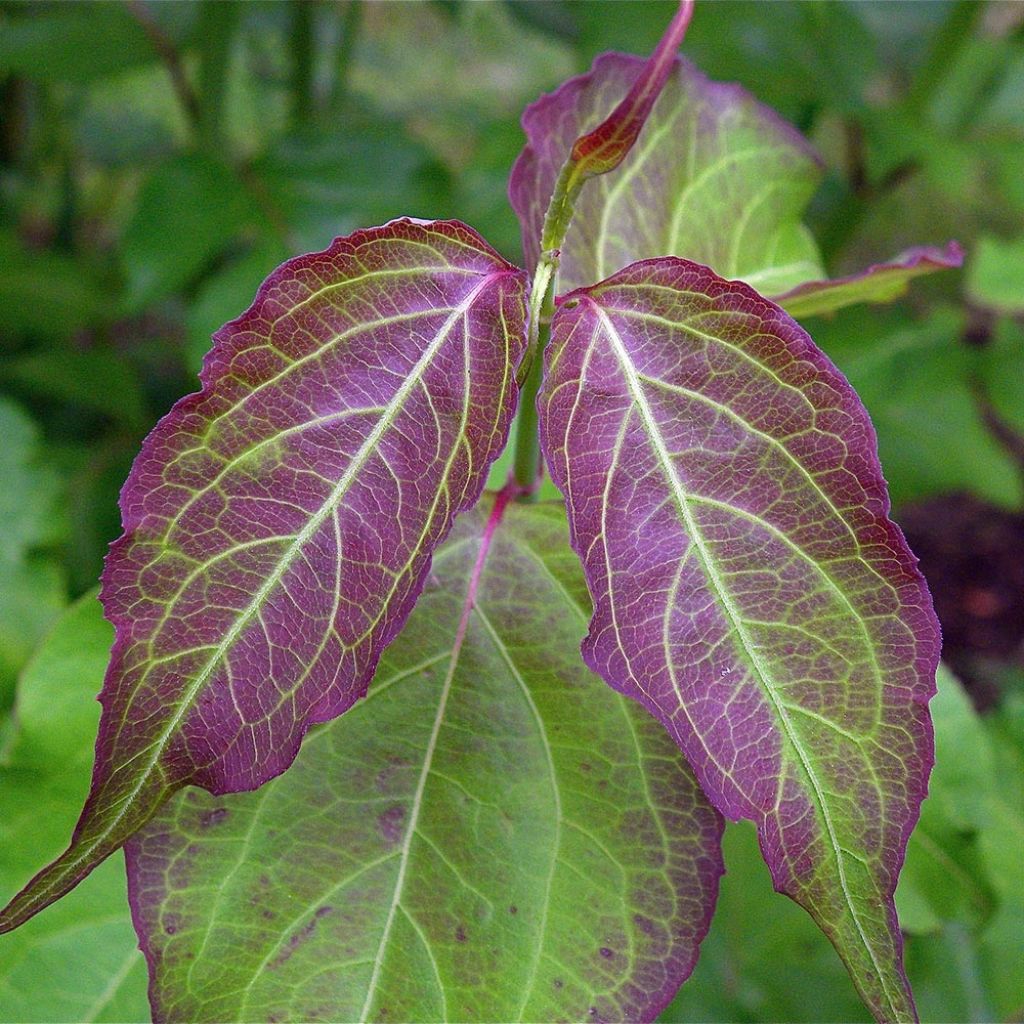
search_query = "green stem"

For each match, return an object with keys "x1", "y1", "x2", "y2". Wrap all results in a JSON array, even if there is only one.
[
  {"x1": 333, "y1": 0, "x2": 362, "y2": 113},
  {"x1": 510, "y1": 138, "x2": 593, "y2": 500},
  {"x1": 290, "y1": 0, "x2": 315, "y2": 128},
  {"x1": 198, "y1": 0, "x2": 239, "y2": 152}
]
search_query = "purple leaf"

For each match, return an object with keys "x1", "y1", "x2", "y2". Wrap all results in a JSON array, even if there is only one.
[
  {"x1": 0, "y1": 218, "x2": 528, "y2": 934},
  {"x1": 509, "y1": 53, "x2": 824, "y2": 291},
  {"x1": 539, "y1": 257, "x2": 939, "y2": 1024},
  {"x1": 776, "y1": 243, "x2": 964, "y2": 319},
  {"x1": 126, "y1": 497, "x2": 724, "y2": 1024}
]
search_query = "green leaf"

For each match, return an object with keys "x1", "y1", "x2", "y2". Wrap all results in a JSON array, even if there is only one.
[
  {"x1": 0, "y1": 399, "x2": 65, "y2": 705},
  {"x1": 2, "y1": 349, "x2": 147, "y2": 429},
  {"x1": 660, "y1": 823, "x2": 870, "y2": 1024},
  {"x1": 0, "y1": 232, "x2": 111, "y2": 339},
  {"x1": 814, "y1": 307, "x2": 1023, "y2": 509},
  {"x1": 966, "y1": 234, "x2": 1024, "y2": 314},
  {"x1": 0, "y1": 3, "x2": 161, "y2": 83},
  {"x1": 121, "y1": 153, "x2": 258, "y2": 313},
  {"x1": 127, "y1": 500, "x2": 724, "y2": 1023},
  {"x1": 0, "y1": 595, "x2": 148, "y2": 1023},
  {"x1": 896, "y1": 667, "x2": 996, "y2": 934}
]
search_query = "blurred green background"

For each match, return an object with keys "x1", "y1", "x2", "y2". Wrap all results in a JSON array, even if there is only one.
[{"x1": 0, "y1": 1, "x2": 1021, "y2": 1021}]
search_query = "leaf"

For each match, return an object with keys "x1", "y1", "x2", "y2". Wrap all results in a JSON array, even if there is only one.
[
  {"x1": 966, "y1": 233, "x2": 1024, "y2": 314},
  {"x1": 121, "y1": 153, "x2": 258, "y2": 313},
  {"x1": 539, "y1": 258, "x2": 939, "y2": 1023},
  {"x1": 0, "y1": 230, "x2": 111, "y2": 338},
  {"x1": 0, "y1": 399, "x2": 66, "y2": 704},
  {"x1": 896, "y1": 667, "x2": 996, "y2": 934},
  {"x1": 0, "y1": 595, "x2": 148, "y2": 1023},
  {"x1": 509, "y1": 53, "x2": 825, "y2": 293},
  {"x1": 662, "y1": 822, "x2": 871, "y2": 1024},
  {"x1": 0, "y1": 219, "x2": 528, "y2": 935},
  {"x1": 508, "y1": 56, "x2": 958, "y2": 309},
  {"x1": 0, "y1": 3, "x2": 164, "y2": 83},
  {"x1": 814, "y1": 307, "x2": 1022, "y2": 509},
  {"x1": 776, "y1": 244, "x2": 964, "y2": 320},
  {"x1": 2, "y1": 349, "x2": 147, "y2": 429},
  {"x1": 566, "y1": 0, "x2": 693, "y2": 183},
  {"x1": 127, "y1": 498, "x2": 724, "y2": 1024},
  {"x1": 255, "y1": 127, "x2": 453, "y2": 254}
]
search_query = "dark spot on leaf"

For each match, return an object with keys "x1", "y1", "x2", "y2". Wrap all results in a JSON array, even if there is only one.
[
  {"x1": 262, "y1": 909, "x2": 275, "y2": 920},
  {"x1": 163, "y1": 914, "x2": 180, "y2": 935},
  {"x1": 268, "y1": 908, "x2": 332, "y2": 969},
  {"x1": 509, "y1": 904, "x2": 518, "y2": 914},
  {"x1": 377, "y1": 804, "x2": 406, "y2": 846},
  {"x1": 186, "y1": 843, "x2": 200, "y2": 856},
  {"x1": 199, "y1": 807, "x2": 229, "y2": 828},
  {"x1": 579, "y1": 761, "x2": 592, "y2": 772},
  {"x1": 553, "y1": 978, "x2": 563, "y2": 989},
  {"x1": 589, "y1": 1007, "x2": 598, "y2": 1017},
  {"x1": 633, "y1": 913, "x2": 655, "y2": 935},
  {"x1": 455, "y1": 924, "x2": 467, "y2": 943},
  {"x1": 599, "y1": 946, "x2": 614, "y2": 958}
]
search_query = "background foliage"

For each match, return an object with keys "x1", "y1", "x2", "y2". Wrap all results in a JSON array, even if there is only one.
[{"x1": 0, "y1": 2, "x2": 1021, "y2": 1021}]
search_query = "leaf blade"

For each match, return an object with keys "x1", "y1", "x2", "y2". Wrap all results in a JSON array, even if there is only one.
[
  {"x1": 509, "y1": 53, "x2": 824, "y2": 291},
  {"x1": 539, "y1": 258, "x2": 939, "y2": 1023},
  {"x1": 126, "y1": 500, "x2": 724, "y2": 1024},
  {"x1": 0, "y1": 219, "x2": 528, "y2": 934}
]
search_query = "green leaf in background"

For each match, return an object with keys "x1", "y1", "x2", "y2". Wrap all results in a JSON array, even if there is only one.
[
  {"x1": 255, "y1": 127, "x2": 453, "y2": 253},
  {"x1": 0, "y1": 595, "x2": 147, "y2": 1023},
  {"x1": 0, "y1": 3, "x2": 159, "y2": 84},
  {"x1": 127, "y1": 501, "x2": 724, "y2": 1024},
  {"x1": 1, "y1": 350, "x2": 147, "y2": 430},
  {"x1": 121, "y1": 153, "x2": 258, "y2": 313},
  {"x1": 897, "y1": 666, "x2": 996, "y2": 935},
  {"x1": 185, "y1": 237, "x2": 290, "y2": 373},
  {"x1": 659, "y1": 821, "x2": 870, "y2": 1024},
  {"x1": 980, "y1": 318, "x2": 1024, "y2": 442},
  {"x1": 0, "y1": 233, "x2": 111, "y2": 340},
  {"x1": 0, "y1": 400, "x2": 65, "y2": 707},
  {"x1": 813, "y1": 307, "x2": 1023, "y2": 509},
  {"x1": 966, "y1": 234, "x2": 1024, "y2": 315}
]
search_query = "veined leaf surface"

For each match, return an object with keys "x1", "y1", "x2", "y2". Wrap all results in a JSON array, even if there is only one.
[
  {"x1": 539, "y1": 258, "x2": 939, "y2": 1023},
  {"x1": 776, "y1": 244, "x2": 963, "y2": 320},
  {"x1": 510, "y1": 53, "x2": 824, "y2": 295},
  {"x1": 0, "y1": 219, "x2": 528, "y2": 934},
  {"x1": 509, "y1": 55, "x2": 958, "y2": 313},
  {"x1": 126, "y1": 499, "x2": 724, "y2": 1024}
]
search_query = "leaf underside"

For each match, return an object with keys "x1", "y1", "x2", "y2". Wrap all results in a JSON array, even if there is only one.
[
  {"x1": 0, "y1": 219, "x2": 529, "y2": 935},
  {"x1": 539, "y1": 257, "x2": 939, "y2": 1023},
  {"x1": 126, "y1": 501, "x2": 725, "y2": 1024},
  {"x1": 509, "y1": 54, "x2": 959, "y2": 315}
]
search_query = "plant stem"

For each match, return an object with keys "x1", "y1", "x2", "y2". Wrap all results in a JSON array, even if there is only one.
[
  {"x1": 127, "y1": 0, "x2": 201, "y2": 132},
  {"x1": 198, "y1": 0, "x2": 239, "y2": 153},
  {"x1": 333, "y1": 0, "x2": 362, "y2": 113},
  {"x1": 291, "y1": 0, "x2": 315, "y2": 128}
]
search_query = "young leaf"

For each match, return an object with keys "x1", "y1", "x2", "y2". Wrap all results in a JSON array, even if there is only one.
[
  {"x1": 0, "y1": 219, "x2": 528, "y2": 935},
  {"x1": 776, "y1": 244, "x2": 964, "y2": 320},
  {"x1": 509, "y1": 55, "x2": 958, "y2": 311},
  {"x1": 509, "y1": 53, "x2": 824, "y2": 293},
  {"x1": 126, "y1": 498, "x2": 724, "y2": 1024},
  {"x1": 539, "y1": 258, "x2": 939, "y2": 1024}
]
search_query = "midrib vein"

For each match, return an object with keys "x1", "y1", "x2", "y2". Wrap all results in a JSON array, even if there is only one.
[
  {"x1": 60, "y1": 276, "x2": 499, "y2": 890},
  {"x1": 592, "y1": 302, "x2": 899, "y2": 1017},
  {"x1": 357, "y1": 509, "x2": 501, "y2": 1022}
]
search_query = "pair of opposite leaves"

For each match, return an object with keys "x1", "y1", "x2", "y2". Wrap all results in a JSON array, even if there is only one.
[{"x1": 1, "y1": 22, "x2": 956, "y2": 1024}]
